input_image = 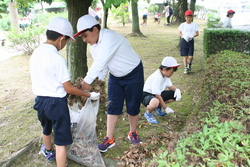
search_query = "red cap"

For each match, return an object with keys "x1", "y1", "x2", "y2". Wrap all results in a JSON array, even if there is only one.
[
  {"x1": 185, "y1": 10, "x2": 193, "y2": 16},
  {"x1": 227, "y1": 10, "x2": 235, "y2": 14}
]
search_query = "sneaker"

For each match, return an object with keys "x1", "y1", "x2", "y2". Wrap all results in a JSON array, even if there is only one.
[
  {"x1": 155, "y1": 107, "x2": 166, "y2": 116},
  {"x1": 98, "y1": 136, "x2": 115, "y2": 152},
  {"x1": 184, "y1": 67, "x2": 188, "y2": 74},
  {"x1": 128, "y1": 131, "x2": 142, "y2": 144},
  {"x1": 144, "y1": 112, "x2": 158, "y2": 124},
  {"x1": 40, "y1": 144, "x2": 55, "y2": 162}
]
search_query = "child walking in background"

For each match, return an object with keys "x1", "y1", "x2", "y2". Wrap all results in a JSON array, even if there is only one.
[
  {"x1": 222, "y1": 9, "x2": 235, "y2": 28},
  {"x1": 142, "y1": 57, "x2": 182, "y2": 124},
  {"x1": 30, "y1": 17, "x2": 100, "y2": 167},
  {"x1": 178, "y1": 10, "x2": 199, "y2": 74}
]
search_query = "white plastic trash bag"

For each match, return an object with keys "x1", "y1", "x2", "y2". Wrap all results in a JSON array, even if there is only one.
[{"x1": 67, "y1": 98, "x2": 106, "y2": 167}]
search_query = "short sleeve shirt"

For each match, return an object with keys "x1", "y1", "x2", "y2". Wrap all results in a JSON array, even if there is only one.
[
  {"x1": 178, "y1": 22, "x2": 199, "y2": 38},
  {"x1": 30, "y1": 44, "x2": 70, "y2": 97},
  {"x1": 143, "y1": 69, "x2": 173, "y2": 95}
]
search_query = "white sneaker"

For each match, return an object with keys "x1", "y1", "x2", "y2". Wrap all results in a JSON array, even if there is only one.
[{"x1": 184, "y1": 67, "x2": 188, "y2": 74}]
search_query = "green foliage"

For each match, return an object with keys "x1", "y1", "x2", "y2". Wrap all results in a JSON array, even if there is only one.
[
  {"x1": 104, "y1": 0, "x2": 128, "y2": 8},
  {"x1": 110, "y1": 3, "x2": 130, "y2": 25},
  {"x1": 0, "y1": 14, "x2": 10, "y2": 31},
  {"x1": 7, "y1": 26, "x2": 45, "y2": 55},
  {"x1": 203, "y1": 28, "x2": 250, "y2": 58},
  {"x1": 148, "y1": 4, "x2": 159, "y2": 14},
  {"x1": 32, "y1": 11, "x2": 67, "y2": 25},
  {"x1": 206, "y1": 12, "x2": 221, "y2": 28}
]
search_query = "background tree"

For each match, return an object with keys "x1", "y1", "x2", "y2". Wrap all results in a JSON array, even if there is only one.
[
  {"x1": 110, "y1": 3, "x2": 130, "y2": 26},
  {"x1": 131, "y1": 0, "x2": 143, "y2": 36}
]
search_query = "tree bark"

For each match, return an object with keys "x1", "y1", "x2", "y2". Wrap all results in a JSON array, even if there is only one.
[
  {"x1": 100, "y1": 0, "x2": 109, "y2": 28},
  {"x1": 8, "y1": 1, "x2": 19, "y2": 33},
  {"x1": 65, "y1": 0, "x2": 92, "y2": 81},
  {"x1": 131, "y1": 0, "x2": 142, "y2": 35}
]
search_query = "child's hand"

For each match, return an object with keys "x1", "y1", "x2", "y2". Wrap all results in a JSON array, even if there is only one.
[
  {"x1": 165, "y1": 107, "x2": 175, "y2": 114},
  {"x1": 89, "y1": 92, "x2": 100, "y2": 100},
  {"x1": 174, "y1": 88, "x2": 182, "y2": 101}
]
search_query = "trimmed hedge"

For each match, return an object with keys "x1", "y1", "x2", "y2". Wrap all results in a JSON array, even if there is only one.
[{"x1": 203, "y1": 28, "x2": 250, "y2": 58}]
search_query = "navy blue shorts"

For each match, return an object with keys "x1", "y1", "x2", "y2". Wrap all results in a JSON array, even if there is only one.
[
  {"x1": 142, "y1": 90, "x2": 175, "y2": 107},
  {"x1": 180, "y1": 38, "x2": 194, "y2": 56},
  {"x1": 143, "y1": 14, "x2": 148, "y2": 19},
  {"x1": 34, "y1": 96, "x2": 73, "y2": 146},
  {"x1": 108, "y1": 61, "x2": 144, "y2": 116}
]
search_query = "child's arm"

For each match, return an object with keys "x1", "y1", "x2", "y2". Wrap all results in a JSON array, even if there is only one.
[
  {"x1": 179, "y1": 30, "x2": 183, "y2": 37},
  {"x1": 194, "y1": 31, "x2": 199, "y2": 37},
  {"x1": 63, "y1": 81, "x2": 100, "y2": 100}
]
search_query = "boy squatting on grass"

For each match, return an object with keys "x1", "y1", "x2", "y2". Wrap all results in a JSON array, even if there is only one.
[
  {"x1": 73, "y1": 15, "x2": 144, "y2": 153},
  {"x1": 178, "y1": 10, "x2": 199, "y2": 74},
  {"x1": 30, "y1": 17, "x2": 100, "y2": 167},
  {"x1": 142, "y1": 57, "x2": 182, "y2": 124}
]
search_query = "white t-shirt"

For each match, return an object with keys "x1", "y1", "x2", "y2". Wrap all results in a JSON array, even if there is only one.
[
  {"x1": 143, "y1": 69, "x2": 173, "y2": 95},
  {"x1": 223, "y1": 17, "x2": 232, "y2": 28},
  {"x1": 178, "y1": 22, "x2": 199, "y2": 40},
  {"x1": 30, "y1": 44, "x2": 70, "y2": 97},
  {"x1": 84, "y1": 28, "x2": 141, "y2": 84}
]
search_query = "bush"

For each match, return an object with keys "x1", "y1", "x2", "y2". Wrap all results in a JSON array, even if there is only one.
[
  {"x1": 206, "y1": 12, "x2": 221, "y2": 28},
  {"x1": 0, "y1": 14, "x2": 10, "y2": 31},
  {"x1": 203, "y1": 28, "x2": 250, "y2": 58},
  {"x1": 7, "y1": 26, "x2": 45, "y2": 55}
]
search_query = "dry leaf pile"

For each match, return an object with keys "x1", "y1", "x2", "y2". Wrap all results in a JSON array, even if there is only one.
[
  {"x1": 68, "y1": 77, "x2": 107, "y2": 109},
  {"x1": 118, "y1": 132, "x2": 179, "y2": 167}
]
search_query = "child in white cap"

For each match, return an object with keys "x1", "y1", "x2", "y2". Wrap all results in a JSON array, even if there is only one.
[
  {"x1": 30, "y1": 17, "x2": 100, "y2": 166},
  {"x1": 74, "y1": 14, "x2": 144, "y2": 152},
  {"x1": 142, "y1": 57, "x2": 182, "y2": 124}
]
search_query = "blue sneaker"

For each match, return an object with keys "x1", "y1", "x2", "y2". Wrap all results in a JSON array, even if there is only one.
[
  {"x1": 155, "y1": 107, "x2": 166, "y2": 116},
  {"x1": 128, "y1": 131, "x2": 142, "y2": 144},
  {"x1": 40, "y1": 144, "x2": 55, "y2": 162},
  {"x1": 98, "y1": 136, "x2": 115, "y2": 152},
  {"x1": 144, "y1": 112, "x2": 158, "y2": 124}
]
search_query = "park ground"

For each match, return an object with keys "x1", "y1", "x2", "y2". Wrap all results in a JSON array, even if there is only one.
[{"x1": 0, "y1": 16, "x2": 207, "y2": 166}]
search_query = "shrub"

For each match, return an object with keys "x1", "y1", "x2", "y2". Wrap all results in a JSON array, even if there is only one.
[
  {"x1": 207, "y1": 12, "x2": 221, "y2": 28},
  {"x1": 0, "y1": 14, "x2": 10, "y2": 31},
  {"x1": 203, "y1": 28, "x2": 250, "y2": 58},
  {"x1": 7, "y1": 26, "x2": 45, "y2": 55}
]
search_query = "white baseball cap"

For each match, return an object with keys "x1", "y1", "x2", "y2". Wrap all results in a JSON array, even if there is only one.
[
  {"x1": 161, "y1": 57, "x2": 181, "y2": 68},
  {"x1": 47, "y1": 17, "x2": 75, "y2": 41},
  {"x1": 74, "y1": 15, "x2": 99, "y2": 37}
]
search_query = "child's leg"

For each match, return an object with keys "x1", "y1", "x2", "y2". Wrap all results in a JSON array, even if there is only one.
[
  {"x1": 43, "y1": 134, "x2": 52, "y2": 151},
  {"x1": 55, "y1": 145, "x2": 67, "y2": 167},
  {"x1": 107, "y1": 115, "x2": 119, "y2": 138},
  {"x1": 146, "y1": 97, "x2": 160, "y2": 113},
  {"x1": 183, "y1": 56, "x2": 188, "y2": 67}
]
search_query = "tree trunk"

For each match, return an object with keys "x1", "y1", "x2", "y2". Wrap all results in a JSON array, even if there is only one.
[
  {"x1": 181, "y1": 0, "x2": 188, "y2": 22},
  {"x1": 100, "y1": 0, "x2": 109, "y2": 28},
  {"x1": 8, "y1": 1, "x2": 19, "y2": 33},
  {"x1": 131, "y1": 0, "x2": 142, "y2": 35},
  {"x1": 65, "y1": 0, "x2": 92, "y2": 81},
  {"x1": 190, "y1": 0, "x2": 196, "y2": 15}
]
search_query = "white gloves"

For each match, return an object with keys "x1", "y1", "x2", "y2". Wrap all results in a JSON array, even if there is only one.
[
  {"x1": 174, "y1": 88, "x2": 182, "y2": 101},
  {"x1": 89, "y1": 92, "x2": 100, "y2": 100},
  {"x1": 165, "y1": 107, "x2": 175, "y2": 114}
]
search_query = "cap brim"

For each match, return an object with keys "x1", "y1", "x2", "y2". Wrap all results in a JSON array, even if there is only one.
[
  {"x1": 70, "y1": 36, "x2": 76, "y2": 41},
  {"x1": 74, "y1": 30, "x2": 85, "y2": 37},
  {"x1": 169, "y1": 64, "x2": 181, "y2": 68}
]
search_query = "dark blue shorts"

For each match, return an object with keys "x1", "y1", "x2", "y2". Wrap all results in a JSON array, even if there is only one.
[
  {"x1": 34, "y1": 96, "x2": 73, "y2": 146},
  {"x1": 180, "y1": 38, "x2": 194, "y2": 56},
  {"x1": 142, "y1": 90, "x2": 175, "y2": 107},
  {"x1": 143, "y1": 14, "x2": 148, "y2": 19},
  {"x1": 108, "y1": 61, "x2": 144, "y2": 116}
]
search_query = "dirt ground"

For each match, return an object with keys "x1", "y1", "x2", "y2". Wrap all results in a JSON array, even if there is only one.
[{"x1": 0, "y1": 16, "x2": 207, "y2": 166}]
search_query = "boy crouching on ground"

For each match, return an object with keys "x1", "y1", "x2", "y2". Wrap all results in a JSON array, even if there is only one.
[{"x1": 142, "y1": 57, "x2": 182, "y2": 124}]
